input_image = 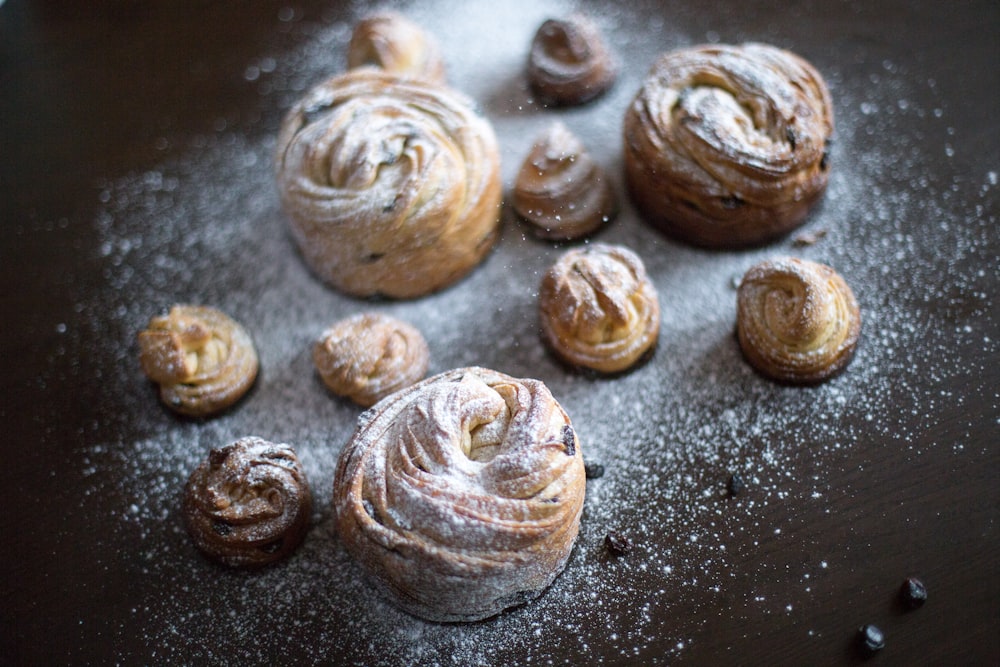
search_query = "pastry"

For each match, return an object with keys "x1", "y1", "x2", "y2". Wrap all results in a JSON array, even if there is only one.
[
  {"x1": 137, "y1": 304, "x2": 258, "y2": 417},
  {"x1": 313, "y1": 312, "x2": 430, "y2": 407},
  {"x1": 736, "y1": 257, "x2": 861, "y2": 383},
  {"x1": 624, "y1": 43, "x2": 834, "y2": 248},
  {"x1": 539, "y1": 243, "x2": 660, "y2": 374},
  {"x1": 527, "y1": 14, "x2": 616, "y2": 106},
  {"x1": 513, "y1": 121, "x2": 617, "y2": 240},
  {"x1": 274, "y1": 69, "x2": 502, "y2": 299},
  {"x1": 183, "y1": 437, "x2": 313, "y2": 568},
  {"x1": 347, "y1": 12, "x2": 446, "y2": 84},
  {"x1": 333, "y1": 367, "x2": 586, "y2": 622}
]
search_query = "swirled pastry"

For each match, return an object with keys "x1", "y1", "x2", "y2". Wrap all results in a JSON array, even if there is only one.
[
  {"x1": 624, "y1": 43, "x2": 834, "y2": 248},
  {"x1": 527, "y1": 14, "x2": 616, "y2": 106},
  {"x1": 313, "y1": 312, "x2": 430, "y2": 407},
  {"x1": 137, "y1": 304, "x2": 258, "y2": 417},
  {"x1": 736, "y1": 257, "x2": 861, "y2": 383},
  {"x1": 513, "y1": 122, "x2": 617, "y2": 240},
  {"x1": 183, "y1": 437, "x2": 313, "y2": 568},
  {"x1": 274, "y1": 69, "x2": 502, "y2": 299},
  {"x1": 347, "y1": 12, "x2": 446, "y2": 85},
  {"x1": 539, "y1": 243, "x2": 660, "y2": 374},
  {"x1": 333, "y1": 367, "x2": 586, "y2": 622}
]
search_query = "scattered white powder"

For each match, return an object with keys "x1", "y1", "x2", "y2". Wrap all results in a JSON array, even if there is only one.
[{"x1": 71, "y1": 0, "x2": 997, "y2": 664}]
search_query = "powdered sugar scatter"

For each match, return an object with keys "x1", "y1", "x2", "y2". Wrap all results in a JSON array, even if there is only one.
[{"x1": 83, "y1": 1, "x2": 996, "y2": 664}]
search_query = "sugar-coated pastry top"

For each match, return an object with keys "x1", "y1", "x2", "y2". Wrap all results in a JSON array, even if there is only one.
[
  {"x1": 333, "y1": 367, "x2": 586, "y2": 622},
  {"x1": 347, "y1": 12, "x2": 446, "y2": 84},
  {"x1": 137, "y1": 304, "x2": 258, "y2": 417},
  {"x1": 527, "y1": 14, "x2": 616, "y2": 106},
  {"x1": 736, "y1": 256, "x2": 861, "y2": 383}
]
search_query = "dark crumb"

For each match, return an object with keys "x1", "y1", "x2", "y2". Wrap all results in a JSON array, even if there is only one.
[
  {"x1": 857, "y1": 624, "x2": 885, "y2": 655},
  {"x1": 726, "y1": 473, "x2": 745, "y2": 497},
  {"x1": 900, "y1": 577, "x2": 928, "y2": 609},
  {"x1": 584, "y1": 460, "x2": 605, "y2": 479},
  {"x1": 792, "y1": 228, "x2": 828, "y2": 247},
  {"x1": 604, "y1": 531, "x2": 632, "y2": 556}
]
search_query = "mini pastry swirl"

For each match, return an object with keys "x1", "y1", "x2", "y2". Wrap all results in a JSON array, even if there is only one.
[
  {"x1": 275, "y1": 69, "x2": 502, "y2": 299},
  {"x1": 183, "y1": 437, "x2": 313, "y2": 568},
  {"x1": 347, "y1": 12, "x2": 446, "y2": 84},
  {"x1": 333, "y1": 367, "x2": 586, "y2": 622},
  {"x1": 137, "y1": 304, "x2": 258, "y2": 417},
  {"x1": 736, "y1": 257, "x2": 861, "y2": 383},
  {"x1": 513, "y1": 121, "x2": 617, "y2": 240},
  {"x1": 313, "y1": 312, "x2": 430, "y2": 407},
  {"x1": 624, "y1": 43, "x2": 834, "y2": 247},
  {"x1": 527, "y1": 14, "x2": 616, "y2": 106},
  {"x1": 539, "y1": 244, "x2": 660, "y2": 374}
]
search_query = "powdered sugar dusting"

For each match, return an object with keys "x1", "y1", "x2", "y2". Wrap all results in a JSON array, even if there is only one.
[{"x1": 74, "y1": 1, "x2": 998, "y2": 664}]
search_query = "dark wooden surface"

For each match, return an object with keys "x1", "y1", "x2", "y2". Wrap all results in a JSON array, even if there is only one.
[{"x1": 2, "y1": 1, "x2": 997, "y2": 665}]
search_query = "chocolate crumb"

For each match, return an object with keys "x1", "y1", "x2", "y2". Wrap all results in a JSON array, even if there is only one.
[
  {"x1": 857, "y1": 624, "x2": 885, "y2": 654},
  {"x1": 727, "y1": 473, "x2": 745, "y2": 496},
  {"x1": 584, "y1": 460, "x2": 605, "y2": 479},
  {"x1": 900, "y1": 577, "x2": 927, "y2": 609},
  {"x1": 604, "y1": 531, "x2": 632, "y2": 555}
]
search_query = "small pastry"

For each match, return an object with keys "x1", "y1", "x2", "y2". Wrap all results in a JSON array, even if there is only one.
[
  {"x1": 624, "y1": 43, "x2": 834, "y2": 248},
  {"x1": 347, "y1": 12, "x2": 446, "y2": 85},
  {"x1": 527, "y1": 14, "x2": 616, "y2": 106},
  {"x1": 313, "y1": 312, "x2": 430, "y2": 407},
  {"x1": 183, "y1": 436, "x2": 313, "y2": 568},
  {"x1": 274, "y1": 69, "x2": 502, "y2": 299},
  {"x1": 333, "y1": 367, "x2": 586, "y2": 622},
  {"x1": 736, "y1": 257, "x2": 861, "y2": 383},
  {"x1": 513, "y1": 121, "x2": 617, "y2": 240},
  {"x1": 538, "y1": 243, "x2": 660, "y2": 374},
  {"x1": 137, "y1": 304, "x2": 258, "y2": 417}
]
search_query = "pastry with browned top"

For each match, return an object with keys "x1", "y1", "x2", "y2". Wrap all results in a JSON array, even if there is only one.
[
  {"x1": 736, "y1": 257, "x2": 860, "y2": 383},
  {"x1": 624, "y1": 43, "x2": 833, "y2": 248},
  {"x1": 184, "y1": 437, "x2": 313, "y2": 568},
  {"x1": 347, "y1": 12, "x2": 446, "y2": 84},
  {"x1": 527, "y1": 14, "x2": 616, "y2": 106},
  {"x1": 274, "y1": 69, "x2": 502, "y2": 299},
  {"x1": 313, "y1": 312, "x2": 429, "y2": 407},
  {"x1": 539, "y1": 243, "x2": 660, "y2": 374},
  {"x1": 137, "y1": 304, "x2": 258, "y2": 417},
  {"x1": 333, "y1": 367, "x2": 586, "y2": 622}
]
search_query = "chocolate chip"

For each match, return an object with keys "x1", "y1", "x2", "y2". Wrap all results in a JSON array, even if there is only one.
[
  {"x1": 212, "y1": 520, "x2": 233, "y2": 536},
  {"x1": 900, "y1": 577, "x2": 927, "y2": 609},
  {"x1": 720, "y1": 195, "x2": 745, "y2": 209},
  {"x1": 604, "y1": 531, "x2": 632, "y2": 555},
  {"x1": 561, "y1": 424, "x2": 576, "y2": 457},
  {"x1": 857, "y1": 624, "x2": 885, "y2": 654},
  {"x1": 727, "y1": 473, "x2": 745, "y2": 496},
  {"x1": 584, "y1": 460, "x2": 605, "y2": 479}
]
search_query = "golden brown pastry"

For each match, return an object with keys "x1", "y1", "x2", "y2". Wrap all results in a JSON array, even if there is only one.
[
  {"x1": 527, "y1": 14, "x2": 616, "y2": 106},
  {"x1": 183, "y1": 436, "x2": 312, "y2": 568},
  {"x1": 624, "y1": 43, "x2": 834, "y2": 248},
  {"x1": 736, "y1": 257, "x2": 861, "y2": 383},
  {"x1": 512, "y1": 121, "x2": 617, "y2": 240},
  {"x1": 333, "y1": 367, "x2": 586, "y2": 622},
  {"x1": 137, "y1": 304, "x2": 258, "y2": 417},
  {"x1": 274, "y1": 69, "x2": 502, "y2": 299},
  {"x1": 346, "y1": 12, "x2": 446, "y2": 85},
  {"x1": 539, "y1": 243, "x2": 660, "y2": 375},
  {"x1": 313, "y1": 312, "x2": 429, "y2": 407}
]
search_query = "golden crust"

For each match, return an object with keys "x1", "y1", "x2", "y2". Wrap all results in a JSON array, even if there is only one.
[
  {"x1": 736, "y1": 257, "x2": 861, "y2": 383},
  {"x1": 347, "y1": 12, "x2": 446, "y2": 84},
  {"x1": 539, "y1": 243, "x2": 660, "y2": 375},
  {"x1": 274, "y1": 69, "x2": 502, "y2": 299},
  {"x1": 527, "y1": 14, "x2": 616, "y2": 106},
  {"x1": 313, "y1": 312, "x2": 430, "y2": 407},
  {"x1": 332, "y1": 367, "x2": 586, "y2": 622},
  {"x1": 137, "y1": 304, "x2": 258, "y2": 417},
  {"x1": 624, "y1": 42, "x2": 833, "y2": 248},
  {"x1": 183, "y1": 437, "x2": 312, "y2": 568}
]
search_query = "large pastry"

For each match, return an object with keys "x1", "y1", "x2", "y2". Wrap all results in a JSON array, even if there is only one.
[
  {"x1": 346, "y1": 12, "x2": 446, "y2": 84},
  {"x1": 275, "y1": 69, "x2": 502, "y2": 299},
  {"x1": 137, "y1": 304, "x2": 258, "y2": 417},
  {"x1": 539, "y1": 244, "x2": 660, "y2": 374},
  {"x1": 736, "y1": 257, "x2": 861, "y2": 383},
  {"x1": 624, "y1": 43, "x2": 834, "y2": 248},
  {"x1": 333, "y1": 367, "x2": 586, "y2": 622},
  {"x1": 183, "y1": 437, "x2": 313, "y2": 568}
]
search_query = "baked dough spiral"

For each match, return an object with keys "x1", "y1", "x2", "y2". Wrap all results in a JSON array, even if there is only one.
[
  {"x1": 736, "y1": 257, "x2": 861, "y2": 383},
  {"x1": 513, "y1": 121, "x2": 617, "y2": 240},
  {"x1": 333, "y1": 367, "x2": 586, "y2": 622},
  {"x1": 275, "y1": 69, "x2": 502, "y2": 299},
  {"x1": 183, "y1": 437, "x2": 313, "y2": 568},
  {"x1": 527, "y1": 14, "x2": 616, "y2": 106},
  {"x1": 539, "y1": 243, "x2": 660, "y2": 374},
  {"x1": 624, "y1": 43, "x2": 834, "y2": 247},
  {"x1": 347, "y1": 12, "x2": 446, "y2": 85},
  {"x1": 313, "y1": 312, "x2": 430, "y2": 407},
  {"x1": 137, "y1": 304, "x2": 258, "y2": 417}
]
